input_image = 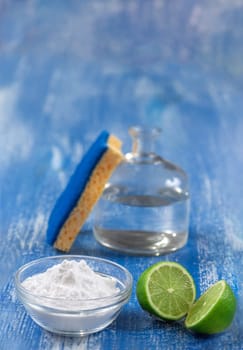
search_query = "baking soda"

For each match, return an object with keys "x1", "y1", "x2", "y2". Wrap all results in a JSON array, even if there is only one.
[
  {"x1": 22, "y1": 259, "x2": 118, "y2": 301},
  {"x1": 18, "y1": 258, "x2": 130, "y2": 335}
]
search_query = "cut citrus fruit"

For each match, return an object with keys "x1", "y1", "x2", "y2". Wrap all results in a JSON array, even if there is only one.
[
  {"x1": 136, "y1": 261, "x2": 196, "y2": 320},
  {"x1": 185, "y1": 280, "x2": 236, "y2": 334}
]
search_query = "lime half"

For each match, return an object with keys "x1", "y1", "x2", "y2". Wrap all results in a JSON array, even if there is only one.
[
  {"x1": 136, "y1": 261, "x2": 196, "y2": 320},
  {"x1": 185, "y1": 280, "x2": 236, "y2": 334}
]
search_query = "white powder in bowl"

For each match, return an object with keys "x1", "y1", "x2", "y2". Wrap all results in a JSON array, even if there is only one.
[
  {"x1": 18, "y1": 258, "x2": 130, "y2": 335},
  {"x1": 22, "y1": 259, "x2": 119, "y2": 301}
]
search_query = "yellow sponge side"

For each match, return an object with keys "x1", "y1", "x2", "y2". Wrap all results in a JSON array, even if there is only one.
[
  {"x1": 108, "y1": 134, "x2": 122, "y2": 150},
  {"x1": 54, "y1": 135, "x2": 123, "y2": 252}
]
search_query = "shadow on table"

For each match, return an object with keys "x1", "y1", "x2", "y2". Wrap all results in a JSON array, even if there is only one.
[
  {"x1": 115, "y1": 308, "x2": 221, "y2": 341},
  {"x1": 70, "y1": 230, "x2": 164, "y2": 262},
  {"x1": 114, "y1": 307, "x2": 185, "y2": 333}
]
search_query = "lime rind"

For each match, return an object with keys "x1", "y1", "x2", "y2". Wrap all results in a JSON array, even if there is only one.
[{"x1": 185, "y1": 280, "x2": 237, "y2": 334}]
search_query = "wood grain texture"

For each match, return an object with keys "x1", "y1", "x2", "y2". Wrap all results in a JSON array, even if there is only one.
[{"x1": 0, "y1": 1, "x2": 243, "y2": 349}]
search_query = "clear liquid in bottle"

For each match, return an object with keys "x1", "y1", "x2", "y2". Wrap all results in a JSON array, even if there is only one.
[{"x1": 93, "y1": 127, "x2": 190, "y2": 255}]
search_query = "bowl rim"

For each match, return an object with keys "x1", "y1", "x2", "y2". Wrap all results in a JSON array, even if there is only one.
[{"x1": 15, "y1": 254, "x2": 133, "y2": 309}]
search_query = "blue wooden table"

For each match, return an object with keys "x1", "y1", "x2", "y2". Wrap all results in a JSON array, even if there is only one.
[{"x1": 1, "y1": 1, "x2": 243, "y2": 349}]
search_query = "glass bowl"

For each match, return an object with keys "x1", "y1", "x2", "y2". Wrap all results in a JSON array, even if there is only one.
[{"x1": 14, "y1": 255, "x2": 133, "y2": 336}]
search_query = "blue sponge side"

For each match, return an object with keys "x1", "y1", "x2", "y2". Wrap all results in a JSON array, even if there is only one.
[{"x1": 46, "y1": 130, "x2": 109, "y2": 245}]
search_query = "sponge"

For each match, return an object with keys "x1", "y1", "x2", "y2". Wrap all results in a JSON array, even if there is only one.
[{"x1": 46, "y1": 130, "x2": 123, "y2": 252}]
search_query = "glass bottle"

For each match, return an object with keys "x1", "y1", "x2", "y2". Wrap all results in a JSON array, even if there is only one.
[{"x1": 93, "y1": 126, "x2": 190, "y2": 256}]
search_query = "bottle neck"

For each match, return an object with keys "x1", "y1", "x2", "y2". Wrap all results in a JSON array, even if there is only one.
[{"x1": 129, "y1": 126, "x2": 161, "y2": 156}]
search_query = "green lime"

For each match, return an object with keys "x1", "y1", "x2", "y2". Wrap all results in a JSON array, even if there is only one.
[
  {"x1": 136, "y1": 261, "x2": 196, "y2": 321},
  {"x1": 185, "y1": 280, "x2": 236, "y2": 334}
]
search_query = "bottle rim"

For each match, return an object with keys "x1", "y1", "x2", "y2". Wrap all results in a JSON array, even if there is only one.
[{"x1": 129, "y1": 126, "x2": 162, "y2": 138}]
